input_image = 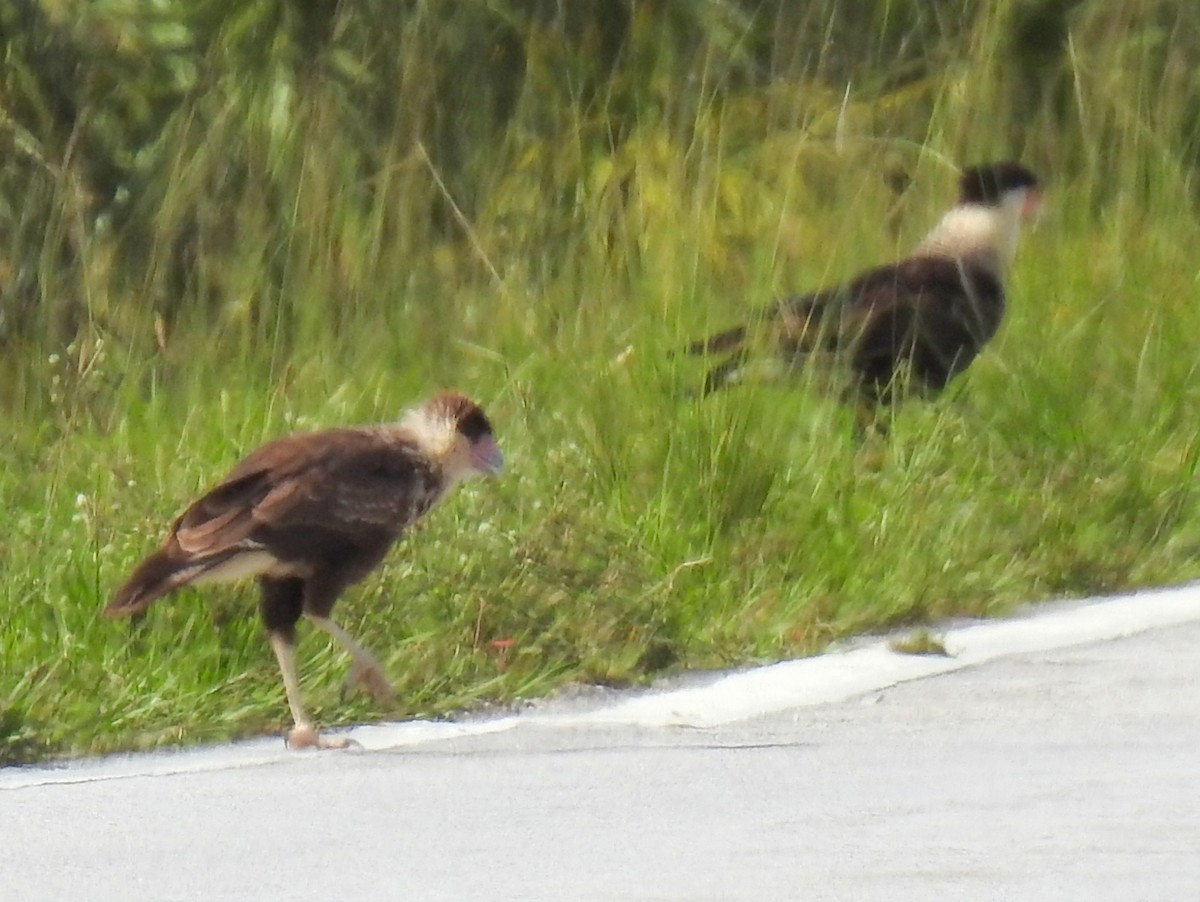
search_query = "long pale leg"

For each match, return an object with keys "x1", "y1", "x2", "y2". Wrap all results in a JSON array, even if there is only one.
[
  {"x1": 267, "y1": 631, "x2": 351, "y2": 749},
  {"x1": 308, "y1": 615, "x2": 396, "y2": 704}
]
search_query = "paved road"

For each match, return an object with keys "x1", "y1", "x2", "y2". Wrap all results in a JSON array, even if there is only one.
[{"x1": 4, "y1": 591, "x2": 1200, "y2": 901}]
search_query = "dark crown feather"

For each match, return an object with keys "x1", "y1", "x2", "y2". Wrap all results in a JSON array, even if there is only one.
[{"x1": 958, "y1": 162, "x2": 1040, "y2": 206}]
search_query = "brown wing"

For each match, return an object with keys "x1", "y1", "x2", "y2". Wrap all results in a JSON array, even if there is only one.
[
  {"x1": 106, "y1": 428, "x2": 444, "y2": 617},
  {"x1": 171, "y1": 429, "x2": 444, "y2": 560},
  {"x1": 832, "y1": 257, "x2": 1005, "y2": 395}
]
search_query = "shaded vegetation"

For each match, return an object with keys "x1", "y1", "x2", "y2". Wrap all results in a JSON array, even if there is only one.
[{"x1": 3, "y1": 0, "x2": 1200, "y2": 762}]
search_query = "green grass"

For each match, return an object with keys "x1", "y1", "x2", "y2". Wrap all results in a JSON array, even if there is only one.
[
  {"x1": 5, "y1": 174, "x2": 1200, "y2": 763},
  {"x1": 4, "y1": 3, "x2": 1200, "y2": 763}
]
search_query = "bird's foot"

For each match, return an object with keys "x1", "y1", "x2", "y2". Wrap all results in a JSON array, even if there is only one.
[
  {"x1": 343, "y1": 659, "x2": 396, "y2": 704},
  {"x1": 285, "y1": 723, "x2": 359, "y2": 750}
]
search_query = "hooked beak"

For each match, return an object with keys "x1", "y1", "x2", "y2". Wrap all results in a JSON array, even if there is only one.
[{"x1": 471, "y1": 436, "x2": 505, "y2": 476}]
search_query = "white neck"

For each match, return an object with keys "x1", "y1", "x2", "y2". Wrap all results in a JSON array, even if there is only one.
[{"x1": 914, "y1": 190, "x2": 1028, "y2": 271}]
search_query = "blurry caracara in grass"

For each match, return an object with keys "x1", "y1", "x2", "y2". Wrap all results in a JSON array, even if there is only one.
[
  {"x1": 105, "y1": 391, "x2": 504, "y2": 750},
  {"x1": 683, "y1": 161, "x2": 1043, "y2": 433}
]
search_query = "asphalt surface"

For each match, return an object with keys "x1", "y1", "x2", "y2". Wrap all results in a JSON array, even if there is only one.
[{"x1": 4, "y1": 588, "x2": 1199, "y2": 901}]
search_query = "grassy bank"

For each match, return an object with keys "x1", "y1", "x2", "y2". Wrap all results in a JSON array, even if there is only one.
[{"x1": 3, "y1": 2, "x2": 1200, "y2": 763}]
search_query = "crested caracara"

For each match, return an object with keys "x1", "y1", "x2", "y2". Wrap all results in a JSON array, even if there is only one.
[
  {"x1": 105, "y1": 391, "x2": 504, "y2": 749},
  {"x1": 683, "y1": 161, "x2": 1043, "y2": 431}
]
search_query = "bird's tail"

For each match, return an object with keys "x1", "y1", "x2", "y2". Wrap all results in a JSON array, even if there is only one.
[
  {"x1": 682, "y1": 308, "x2": 824, "y2": 396},
  {"x1": 680, "y1": 326, "x2": 748, "y2": 357},
  {"x1": 104, "y1": 549, "x2": 195, "y2": 618}
]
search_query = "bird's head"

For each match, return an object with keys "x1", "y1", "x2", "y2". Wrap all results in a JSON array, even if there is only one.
[
  {"x1": 917, "y1": 161, "x2": 1043, "y2": 267},
  {"x1": 401, "y1": 391, "x2": 504, "y2": 482},
  {"x1": 958, "y1": 161, "x2": 1043, "y2": 224}
]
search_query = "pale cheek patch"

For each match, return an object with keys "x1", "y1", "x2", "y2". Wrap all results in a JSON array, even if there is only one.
[{"x1": 398, "y1": 408, "x2": 458, "y2": 458}]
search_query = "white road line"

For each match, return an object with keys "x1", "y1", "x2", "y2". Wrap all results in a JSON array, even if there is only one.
[
  {"x1": 532, "y1": 582, "x2": 1200, "y2": 729},
  {"x1": 4, "y1": 582, "x2": 1198, "y2": 790}
]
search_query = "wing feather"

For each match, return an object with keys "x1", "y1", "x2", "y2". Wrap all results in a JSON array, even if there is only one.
[{"x1": 167, "y1": 429, "x2": 442, "y2": 561}]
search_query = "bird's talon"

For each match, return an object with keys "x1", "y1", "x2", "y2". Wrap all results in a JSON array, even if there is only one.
[{"x1": 285, "y1": 724, "x2": 359, "y2": 750}]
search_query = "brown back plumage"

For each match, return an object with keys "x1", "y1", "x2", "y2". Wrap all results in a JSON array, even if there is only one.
[{"x1": 106, "y1": 425, "x2": 450, "y2": 618}]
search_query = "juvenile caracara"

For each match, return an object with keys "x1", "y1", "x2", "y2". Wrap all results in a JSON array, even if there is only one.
[
  {"x1": 105, "y1": 391, "x2": 504, "y2": 749},
  {"x1": 683, "y1": 161, "x2": 1043, "y2": 431}
]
